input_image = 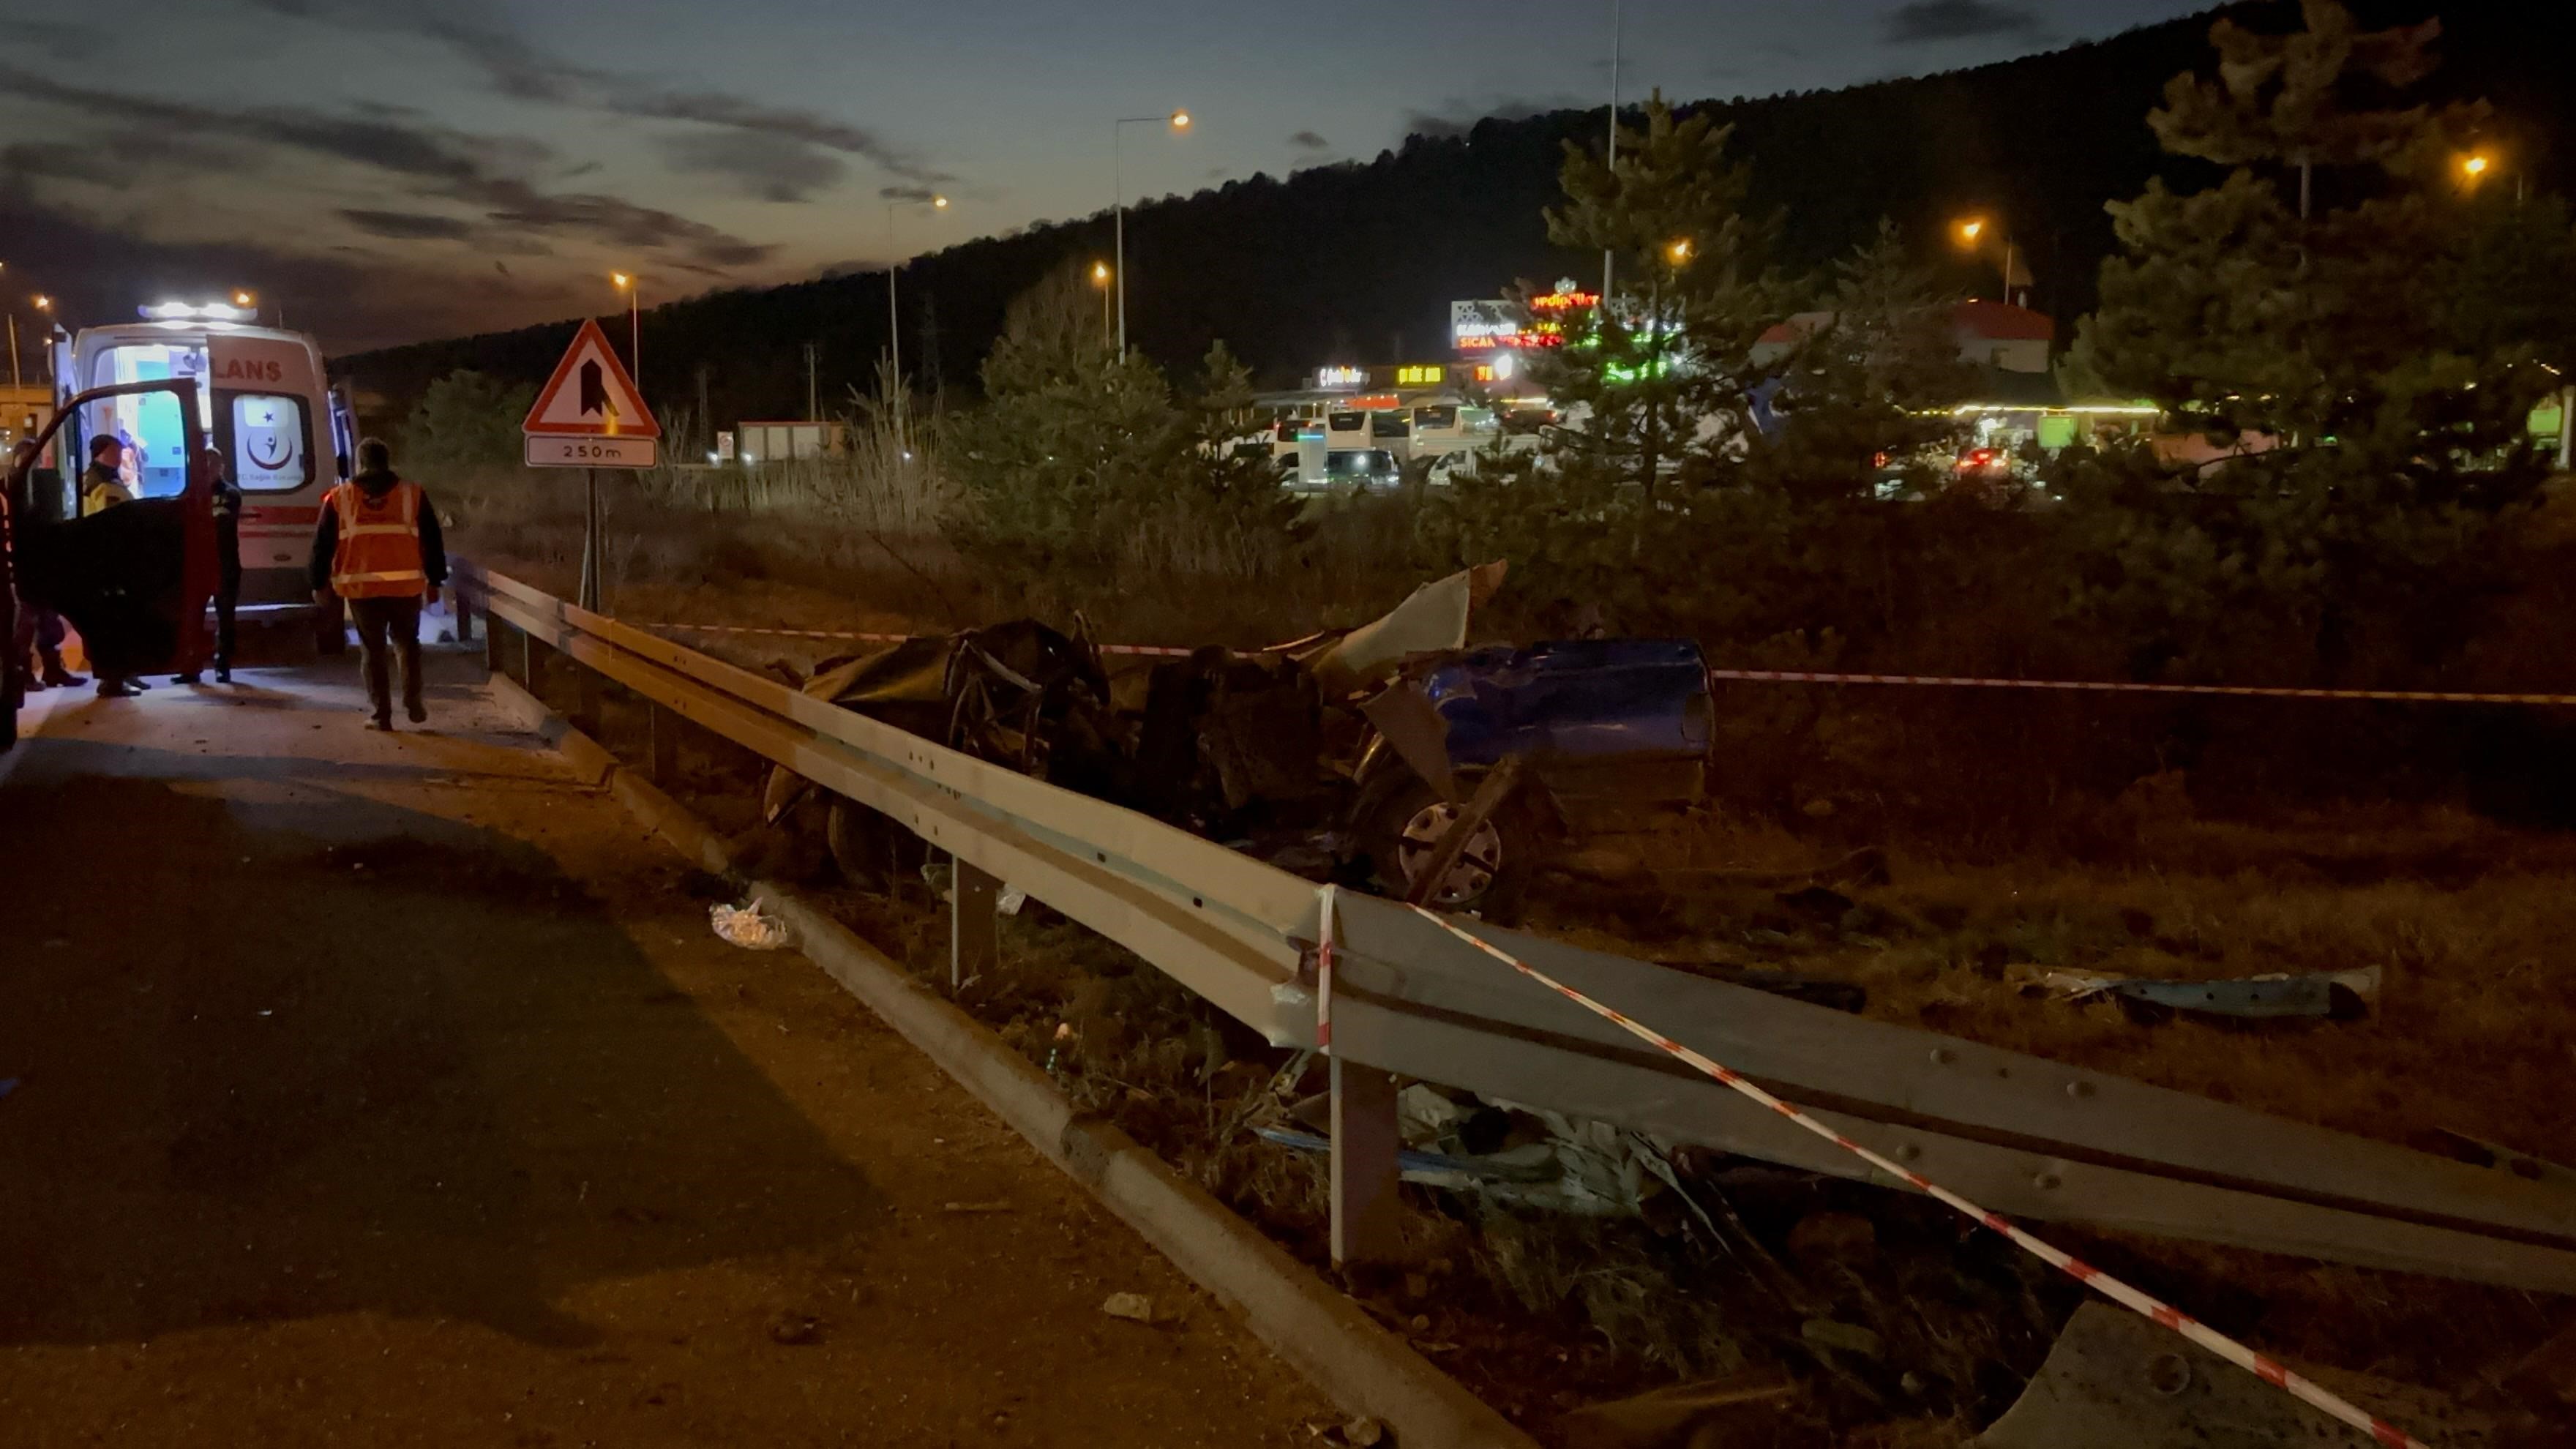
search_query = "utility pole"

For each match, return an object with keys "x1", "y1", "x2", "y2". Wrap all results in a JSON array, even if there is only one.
[
  {"x1": 1602, "y1": 0, "x2": 1622, "y2": 307},
  {"x1": 804, "y1": 341, "x2": 819, "y2": 421}
]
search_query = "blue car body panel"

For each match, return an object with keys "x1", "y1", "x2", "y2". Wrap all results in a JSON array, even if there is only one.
[{"x1": 1419, "y1": 639, "x2": 1712, "y2": 769}]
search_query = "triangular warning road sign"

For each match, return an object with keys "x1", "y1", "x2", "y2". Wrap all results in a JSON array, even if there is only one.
[{"x1": 524, "y1": 318, "x2": 662, "y2": 438}]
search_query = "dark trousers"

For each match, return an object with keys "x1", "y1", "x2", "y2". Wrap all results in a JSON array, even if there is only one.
[
  {"x1": 348, "y1": 595, "x2": 423, "y2": 721},
  {"x1": 212, "y1": 520, "x2": 240, "y2": 666}
]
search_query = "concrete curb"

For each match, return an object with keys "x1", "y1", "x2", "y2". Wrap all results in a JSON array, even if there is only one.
[{"x1": 485, "y1": 675, "x2": 1539, "y2": 1449}]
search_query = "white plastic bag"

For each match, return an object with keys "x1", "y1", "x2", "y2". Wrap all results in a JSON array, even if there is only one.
[{"x1": 709, "y1": 900, "x2": 790, "y2": 951}]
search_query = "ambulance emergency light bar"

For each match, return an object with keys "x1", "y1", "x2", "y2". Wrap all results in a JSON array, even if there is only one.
[{"x1": 139, "y1": 302, "x2": 255, "y2": 322}]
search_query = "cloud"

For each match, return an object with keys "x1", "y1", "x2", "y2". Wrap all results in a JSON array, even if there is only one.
[
  {"x1": 877, "y1": 184, "x2": 943, "y2": 204},
  {"x1": 1289, "y1": 130, "x2": 1330, "y2": 152},
  {"x1": 660, "y1": 131, "x2": 849, "y2": 203},
  {"x1": 0, "y1": 180, "x2": 593, "y2": 352},
  {"x1": 239, "y1": 0, "x2": 951, "y2": 187},
  {"x1": 16, "y1": 20, "x2": 104, "y2": 61},
  {"x1": 1880, "y1": 0, "x2": 2040, "y2": 43},
  {"x1": 0, "y1": 64, "x2": 772, "y2": 269},
  {"x1": 337, "y1": 209, "x2": 480, "y2": 240}
]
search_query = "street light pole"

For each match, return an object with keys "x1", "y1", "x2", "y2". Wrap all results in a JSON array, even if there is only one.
[
  {"x1": 1112, "y1": 110, "x2": 1189, "y2": 356},
  {"x1": 1603, "y1": 0, "x2": 1621, "y2": 307},
  {"x1": 611, "y1": 272, "x2": 640, "y2": 387},
  {"x1": 883, "y1": 192, "x2": 950, "y2": 449}
]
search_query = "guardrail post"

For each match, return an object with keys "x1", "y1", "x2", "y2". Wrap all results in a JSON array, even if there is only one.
[
  {"x1": 648, "y1": 702, "x2": 680, "y2": 783},
  {"x1": 482, "y1": 607, "x2": 501, "y2": 675},
  {"x1": 951, "y1": 859, "x2": 999, "y2": 989},
  {"x1": 1330, "y1": 1057, "x2": 1405, "y2": 1266},
  {"x1": 521, "y1": 629, "x2": 542, "y2": 694},
  {"x1": 452, "y1": 585, "x2": 473, "y2": 645},
  {"x1": 572, "y1": 660, "x2": 602, "y2": 738}
]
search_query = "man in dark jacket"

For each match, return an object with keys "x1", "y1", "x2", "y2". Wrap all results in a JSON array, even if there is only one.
[{"x1": 310, "y1": 438, "x2": 447, "y2": 728}]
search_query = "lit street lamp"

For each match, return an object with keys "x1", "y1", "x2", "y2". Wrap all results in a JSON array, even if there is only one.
[
  {"x1": 883, "y1": 191, "x2": 951, "y2": 419},
  {"x1": 610, "y1": 271, "x2": 639, "y2": 386},
  {"x1": 1955, "y1": 216, "x2": 2022, "y2": 305},
  {"x1": 1090, "y1": 261, "x2": 1112, "y2": 342},
  {"x1": 1112, "y1": 109, "x2": 1188, "y2": 356},
  {"x1": 2460, "y1": 150, "x2": 2523, "y2": 202}
]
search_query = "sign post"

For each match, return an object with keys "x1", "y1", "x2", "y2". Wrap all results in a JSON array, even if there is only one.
[{"x1": 523, "y1": 318, "x2": 660, "y2": 612}]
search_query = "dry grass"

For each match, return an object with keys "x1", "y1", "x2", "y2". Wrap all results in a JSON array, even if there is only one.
[{"x1": 1535, "y1": 805, "x2": 2576, "y2": 1169}]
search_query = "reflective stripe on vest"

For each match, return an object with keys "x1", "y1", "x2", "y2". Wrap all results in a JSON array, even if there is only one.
[{"x1": 329, "y1": 480, "x2": 429, "y2": 598}]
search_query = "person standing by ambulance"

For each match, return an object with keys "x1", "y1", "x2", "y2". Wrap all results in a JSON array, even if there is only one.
[
  {"x1": 176, "y1": 447, "x2": 242, "y2": 686},
  {"x1": 309, "y1": 438, "x2": 446, "y2": 730},
  {"x1": 78, "y1": 435, "x2": 143, "y2": 697}
]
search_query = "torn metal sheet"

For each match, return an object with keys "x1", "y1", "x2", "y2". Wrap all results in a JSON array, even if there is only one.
[
  {"x1": 1306, "y1": 561, "x2": 1504, "y2": 699},
  {"x1": 2015, "y1": 963, "x2": 2381, "y2": 1019},
  {"x1": 1974, "y1": 1303, "x2": 2496, "y2": 1449}
]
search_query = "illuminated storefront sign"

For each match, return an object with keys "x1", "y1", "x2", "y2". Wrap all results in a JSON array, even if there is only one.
[
  {"x1": 1315, "y1": 365, "x2": 1366, "y2": 389},
  {"x1": 1450, "y1": 282, "x2": 1600, "y2": 352},
  {"x1": 1395, "y1": 364, "x2": 1447, "y2": 386}
]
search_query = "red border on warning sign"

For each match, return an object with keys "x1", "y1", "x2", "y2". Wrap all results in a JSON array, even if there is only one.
[{"x1": 523, "y1": 318, "x2": 662, "y2": 438}]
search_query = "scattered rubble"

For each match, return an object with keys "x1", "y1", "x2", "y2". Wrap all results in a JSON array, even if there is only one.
[
  {"x1": 2010, "y1": 962, "x2": 2381, "y2": 1021},
  {"x1": 709, "y1": 899, "x2": 790, "y2": 949},
  {"x1": 1100, "y1": 1292, "x2": 1157, "y2": 1325}
]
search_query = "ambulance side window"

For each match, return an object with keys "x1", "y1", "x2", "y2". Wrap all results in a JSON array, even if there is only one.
[{"x1": 215, "y1": 392, "x2": 314, "y2": 492}]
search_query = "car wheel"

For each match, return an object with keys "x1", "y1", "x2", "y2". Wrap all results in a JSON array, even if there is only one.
[
  {"x1": 826, "y1": 796, "x2": 923, "y2": 891},
  {"x1": 1356, "y1": 770, "x2": 1532, "y2": 921}
]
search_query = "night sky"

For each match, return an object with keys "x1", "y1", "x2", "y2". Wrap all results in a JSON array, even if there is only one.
[{"x1": 0, "y1": 0, "x2": 2208, "y2": 352}]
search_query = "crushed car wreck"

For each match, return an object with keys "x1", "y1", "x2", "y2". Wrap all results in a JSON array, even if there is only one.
[{"x1": 760, "y1": 565, "x2": 1715, "y2": 917}]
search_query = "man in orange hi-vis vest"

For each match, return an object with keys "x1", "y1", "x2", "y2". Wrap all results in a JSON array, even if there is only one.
[{"x1": 309, "y1": 438, "x2": 447, "y2": 731}]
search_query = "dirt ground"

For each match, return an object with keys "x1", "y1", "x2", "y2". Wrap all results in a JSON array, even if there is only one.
[{"x1": 0, "y1": 640, "x2": 1333, "y2": 1448}]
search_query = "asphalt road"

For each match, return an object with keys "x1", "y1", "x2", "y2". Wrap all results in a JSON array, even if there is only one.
[{"x1": 0, "y1": 643, "x2": 1330, "y2": 1447}]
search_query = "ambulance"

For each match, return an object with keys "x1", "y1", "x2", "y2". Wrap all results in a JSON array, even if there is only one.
[{"x1": 46, "y1": 301, "x2": 355, "y2": 644}]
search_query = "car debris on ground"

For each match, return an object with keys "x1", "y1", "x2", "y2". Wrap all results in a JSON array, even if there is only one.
[
  {"x1": 2010, "y1": 962, "x2": 2381, "y2": 1021},
  {"x1": 1973, "y1": 1303, "x2": 2499, "y2": 1449}
]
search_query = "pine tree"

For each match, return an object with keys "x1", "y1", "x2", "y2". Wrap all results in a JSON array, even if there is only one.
[
  {"x1": 2065, "y1": 0, "x2": 2562, "y2": 681},
  {"x1": 1754, "y1": 221, "x2": 1980, "y2": 505},
  {"x1": 1533, "y1": 94, "x2": 1790, "y2": 500}
]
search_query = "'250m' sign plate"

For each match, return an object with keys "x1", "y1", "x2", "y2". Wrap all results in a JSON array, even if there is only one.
[{"x1": 525, "y1": 435, "x2": 657, "y2": 468}]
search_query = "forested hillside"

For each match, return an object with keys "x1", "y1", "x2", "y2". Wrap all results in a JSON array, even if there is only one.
[{"x1": 340, "y1": 0, "x2": 2573, "y2": 423}]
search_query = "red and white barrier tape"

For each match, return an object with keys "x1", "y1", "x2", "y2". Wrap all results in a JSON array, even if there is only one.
[
  {"x1": 1392, "y1": 897, "x2": 2427, "y2": 1449},
  {"x1": 1315, "y1": 887, "x2": 1338, "y2": 1051},
  {"x1": 645, "y1": 621, "x2": 1196, "y2": 658},
  {"x1": 652, "y1": 621, "x2": 2576, "y2": 705},
  {"x1": 1710, "y1": 667, "x2": 2576, "y2": 708}
]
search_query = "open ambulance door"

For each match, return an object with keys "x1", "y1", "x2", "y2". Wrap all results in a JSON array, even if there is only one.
[{"x1": 1, "y1": 379, "x2": 217, "y2": 751}]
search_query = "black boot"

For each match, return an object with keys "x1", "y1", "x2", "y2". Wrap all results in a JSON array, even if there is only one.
[{"x1": 39, "y1": 654, "x2": 81, "y2": 688}]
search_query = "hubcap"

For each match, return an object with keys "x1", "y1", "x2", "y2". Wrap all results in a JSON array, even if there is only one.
[{"x1": 1396, "y1": 801, "x2": 1503, "y2": 906}]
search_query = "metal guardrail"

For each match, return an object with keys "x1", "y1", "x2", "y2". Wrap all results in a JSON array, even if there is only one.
[{"x1": 455, "y1": 561, "x2": 2576, "y2": 1292}]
